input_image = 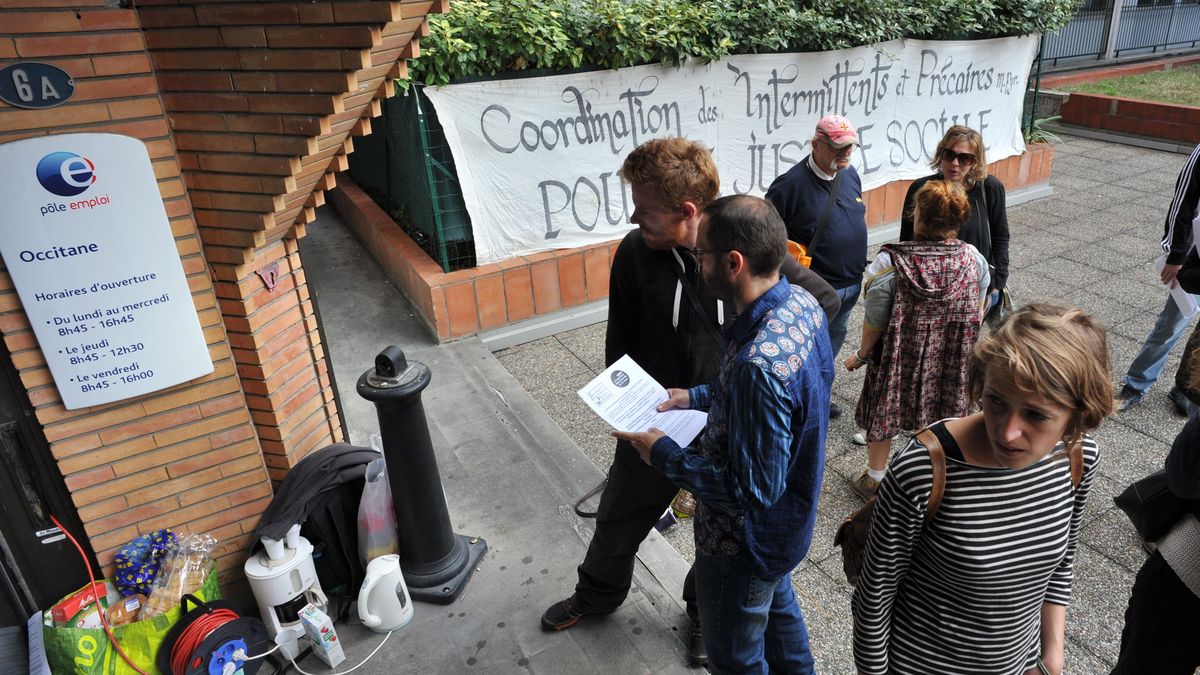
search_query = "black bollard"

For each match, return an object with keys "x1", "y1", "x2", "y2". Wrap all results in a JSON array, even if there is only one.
[{"x1": 356, "y1": 346, "x2": 486, "y2": 604}]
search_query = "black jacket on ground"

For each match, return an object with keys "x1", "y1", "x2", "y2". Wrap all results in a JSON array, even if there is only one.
[{"x1": 250, "y1": 442, "x2": 379, "y2": 544}]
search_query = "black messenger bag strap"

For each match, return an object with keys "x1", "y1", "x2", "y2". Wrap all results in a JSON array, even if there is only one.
[
  {"x1": 671, "y1": 254, "x2": 726, "y2": 352},
  {"x1": 806, "y1": 169, "x2": 844, "y2": 255}
]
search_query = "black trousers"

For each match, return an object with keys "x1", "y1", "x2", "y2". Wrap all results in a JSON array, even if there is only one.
[
  {"x1": 574, "y1": 440, "x2": 697, "y2": 619},
  {"x1": 1112, "y1": 550, "x2": 1200, "y2": 674}
]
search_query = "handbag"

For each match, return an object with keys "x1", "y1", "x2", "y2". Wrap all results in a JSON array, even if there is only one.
[
  {"x1": 1114, "y1": 470, "x2": 1195, "y2": 542},
  {"x1": 833, "y1": 428, "x2": 946, "y2": 586},
  {"x1": 978, "y1": 182, "x2": 1011, "y2": 324}
]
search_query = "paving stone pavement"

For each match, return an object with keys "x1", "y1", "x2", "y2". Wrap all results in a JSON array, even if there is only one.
[{"x1": 496, "y1": 134, "x2": 1192, "y2": 673}]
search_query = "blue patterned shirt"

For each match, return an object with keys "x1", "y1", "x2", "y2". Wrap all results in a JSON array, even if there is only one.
[{"x1": 651, "y1": 278, "x2": 833, "y2": 577}]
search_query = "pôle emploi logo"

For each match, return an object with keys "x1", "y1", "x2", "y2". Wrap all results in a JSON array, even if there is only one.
[{"x1": 35, "y1": 151, "x2": 111, "y2": 216}]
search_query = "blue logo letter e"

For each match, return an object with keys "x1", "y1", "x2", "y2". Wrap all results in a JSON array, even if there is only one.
[{"x1": 36, "y1": 152, "x2": 95, "y2": 197}]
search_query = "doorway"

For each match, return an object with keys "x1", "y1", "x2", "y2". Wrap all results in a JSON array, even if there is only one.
[{"x1": 0, "y1": 341, "x2": 93, "y2": 633}]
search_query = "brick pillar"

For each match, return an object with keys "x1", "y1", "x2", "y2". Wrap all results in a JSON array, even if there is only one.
[
  {"x1": 139, "y1": 0, "x2": 446, "y2": 472},
  {"x1": 213, "y1": 239, "x2": 341, "y2": 481},
  {"x1": 0, "y1": 1, "x2": 271, "y2": 581}
]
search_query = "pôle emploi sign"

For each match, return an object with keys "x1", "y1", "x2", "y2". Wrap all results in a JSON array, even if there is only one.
[{"x1": 0, "y1": 133, "x2": 213, "y2": 409}]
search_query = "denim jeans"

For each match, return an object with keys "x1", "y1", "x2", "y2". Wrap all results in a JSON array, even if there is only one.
[
  {"x1": 694, "y1": 553, "x2": 814, "y2": 674},
  {"x1": 828, "y1": 282, "x2": 862, "y2": 359},
  {"x1": 1125, "y1": 292, "x2": 1198, "y2": 393}
]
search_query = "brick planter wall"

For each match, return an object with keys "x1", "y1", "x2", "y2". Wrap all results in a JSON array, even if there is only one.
[
  {"x1": 1060, "y1": 92, "x2": 1200, "y2": 145},
  {"x1": 330, "y1": 143, "x2": 1055, "y2": 342}
]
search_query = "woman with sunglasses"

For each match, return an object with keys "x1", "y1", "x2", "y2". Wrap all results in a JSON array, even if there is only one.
[{"x1": 899, "y1": 126, "x2": 1009, "y2": 321}]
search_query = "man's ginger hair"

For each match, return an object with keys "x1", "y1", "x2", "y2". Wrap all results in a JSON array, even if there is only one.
[{"x1": 619, "y1": 138, "x2": 719, "y2": 212}]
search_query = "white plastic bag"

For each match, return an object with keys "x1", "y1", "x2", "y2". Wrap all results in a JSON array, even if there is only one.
[{"x1": 358, "y1": 456, "x2": 399, "y2": 565}]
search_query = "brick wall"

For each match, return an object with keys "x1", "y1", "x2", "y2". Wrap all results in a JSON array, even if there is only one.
[
  {"x1": 0, "y1": 0, "x2": 270, "y2": 581},
  {"x1": 138, "y1": 0, "x2": 445, "y2": 478},
  {"x1": 1060, "y1": 92, "x2": 1200, "y2": 145},
  {"x1": 1, "y1": 0, "x2": 446, "y2": 582}
]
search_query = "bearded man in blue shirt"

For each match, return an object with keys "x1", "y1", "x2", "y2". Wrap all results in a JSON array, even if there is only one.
[{"x1": 616, "y1": 194, "x2": 833, "y2": 674}]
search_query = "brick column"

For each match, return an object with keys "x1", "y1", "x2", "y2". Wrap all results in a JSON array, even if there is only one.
[
  {"x1": 0, "y1": 1, "x2": 271, "y2": 581},
  {"x1": 139, "y1": 0, "x2": 445, "y2": 473}
]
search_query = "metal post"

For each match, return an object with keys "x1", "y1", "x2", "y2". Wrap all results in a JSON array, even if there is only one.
[
  {"x1": 1029, "y1": 34, "x2": 1046, "y2": 140},
  {"x1": 357, "y1": 346, "x2": 486, "y2": 604},
  {"x1": 1105, "y1": 0, "x2": 1124, "y2": 60}
]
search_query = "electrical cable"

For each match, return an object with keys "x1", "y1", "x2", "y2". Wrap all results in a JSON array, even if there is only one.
[
  {"x1": 288, "y1": 629, "x2": 393, "y2": 675},
  {"x1": 239, "y1": 643, "x2": 280, "y2": 661},
  {"x1": 50, "y1": 514, "x2": 150, "y2": 675}
]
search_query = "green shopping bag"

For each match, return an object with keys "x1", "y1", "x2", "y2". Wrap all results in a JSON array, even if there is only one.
[{"x1": 42, "y1": 568, "x2": 219, "y2": 675}]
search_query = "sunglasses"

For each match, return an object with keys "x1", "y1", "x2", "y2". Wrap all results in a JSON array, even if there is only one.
[{"x1": 940, "y1": 148, "x2": 976, "y2": 165}]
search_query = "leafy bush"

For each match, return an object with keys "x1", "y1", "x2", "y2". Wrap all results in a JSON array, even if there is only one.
[{"x1": 409, "y1": 0, "x2": 1081, "y2": 86}]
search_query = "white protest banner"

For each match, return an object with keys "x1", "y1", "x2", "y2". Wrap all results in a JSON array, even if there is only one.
[
  {"x1": 0, "y1": 133, "x2": 213, "y2": 409},
  {"x1": 424, "y1": 36, "x2": 1039, "y2": 264}
]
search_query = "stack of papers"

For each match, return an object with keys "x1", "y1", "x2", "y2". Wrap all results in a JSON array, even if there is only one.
[{"x1": 577, "y1": 355, "x2": 708, "y2": 448}]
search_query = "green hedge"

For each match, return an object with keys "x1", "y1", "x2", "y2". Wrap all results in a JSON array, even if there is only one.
[{"x1": 410, "y1": 0, "x2": 1079, "y2": 86}]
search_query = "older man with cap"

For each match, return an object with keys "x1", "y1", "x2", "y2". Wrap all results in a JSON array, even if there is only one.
[{"x1": 766, "y1": 114, "x2": 868, "y2": 420}]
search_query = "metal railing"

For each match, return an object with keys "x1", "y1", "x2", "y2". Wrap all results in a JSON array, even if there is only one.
[
  {"x1": 1042, "y1": 0, "x2": 1200, "y2": 65},
  {"x1": 346, "y1": 85, "x2": 475, "y2": 273},
  {"x1": 1114, "y1": 2, "x2": 1200, "y2": 56},
  {"x1": 1043, "y1": 4, "x2": 1114, "y2": 65}
]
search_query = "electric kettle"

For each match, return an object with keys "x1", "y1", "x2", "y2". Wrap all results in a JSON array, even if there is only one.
[{"x1": 358, "y1": 554, "x2": 414, "y2": 632}]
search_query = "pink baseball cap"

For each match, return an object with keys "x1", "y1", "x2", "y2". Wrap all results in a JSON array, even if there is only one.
[{"x1": 816, "y1": 114, "x2": 859, "y2": 148}]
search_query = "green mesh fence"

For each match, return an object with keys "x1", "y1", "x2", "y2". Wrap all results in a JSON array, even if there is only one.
[{"x1": 347, "y1": 84, "x2": 474, "y2": 272}]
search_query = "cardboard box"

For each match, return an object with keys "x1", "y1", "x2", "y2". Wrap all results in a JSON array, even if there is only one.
[
  {"x1": 299, "y1": 603, "x2": 345, "y2": 667},
  {"x1": 50, "y1": 582, "x2": 113, "y2": 626}
]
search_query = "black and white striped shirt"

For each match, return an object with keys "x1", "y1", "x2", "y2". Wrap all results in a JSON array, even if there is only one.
[{"x1": 852, "y1": 424, "x2": 1099, "y2": 675}]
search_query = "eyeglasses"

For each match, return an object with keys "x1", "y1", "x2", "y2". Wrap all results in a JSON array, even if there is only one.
[
  {"x1": 941, "y1": 148, "x2": 976, "y2": 165},
  {"x1": 691, "y1": 247, "x2": 730, "y2": 264}
]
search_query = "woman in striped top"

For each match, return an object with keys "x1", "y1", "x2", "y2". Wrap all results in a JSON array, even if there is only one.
[{"x1": 852, "y1": 303, "x2": 1113, "y2": 675}]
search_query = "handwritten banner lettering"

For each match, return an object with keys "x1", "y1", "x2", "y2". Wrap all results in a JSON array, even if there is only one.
[{"x1": 424, "y1": 36, "x2": 1039, "y2": 264}]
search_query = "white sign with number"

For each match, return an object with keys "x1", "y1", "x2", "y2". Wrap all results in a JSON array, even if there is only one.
[{"x1": 0, "y1": 133, "x2": 213, "y2": 409}]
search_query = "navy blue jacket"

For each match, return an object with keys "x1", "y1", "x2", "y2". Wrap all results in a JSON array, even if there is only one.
[{"x1": 766, "y1": 158, "x2": 869, "y2": 290}]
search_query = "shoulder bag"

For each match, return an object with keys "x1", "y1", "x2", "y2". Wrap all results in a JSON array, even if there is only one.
[
  {"x1": 979, "y1": 181, "x2": 1012, "y2": 324},
  {"x1": 1114, "y1": 470, "x2": 1200, "y2": 542}
]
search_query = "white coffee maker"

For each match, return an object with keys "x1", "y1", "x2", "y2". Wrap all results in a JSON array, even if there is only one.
[{"x1": 244, "y1": 524, "x2": 327, "y2": 659}]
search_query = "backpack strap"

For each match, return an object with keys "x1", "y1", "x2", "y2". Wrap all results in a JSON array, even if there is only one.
[
  {"x1": 1067, "y1": 437, "x2": 1084, "y2": 489},
  {"x1": 913, "y1": 427, "x2": 947, "y2": 521}
]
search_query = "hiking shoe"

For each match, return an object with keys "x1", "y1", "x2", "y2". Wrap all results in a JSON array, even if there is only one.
[
  {"x1": 851, "y1": 432, "x2": 867, "y2": 446},
  {"x1": 541, "y1": 596, "x2": 594, "y2": 631},
  {"x1": 688, "y1": 621, "x2": 708, "y2": 667},
  {"x1": 1116, "y1": 385, "x2": 1143, "y2": 413},
  {"x1": 829, "y1": 401, "x2": 842, "y2": 420},
  {"x1": 850, "y1": 471, "x2": 880, "y2": 501},
  {"x1": 1168, "y1": 387, "x2": 1190, "y2": 417}
]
